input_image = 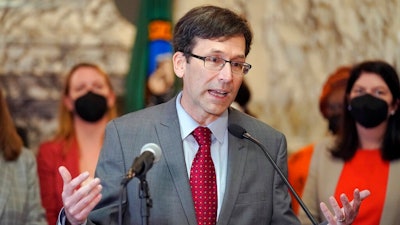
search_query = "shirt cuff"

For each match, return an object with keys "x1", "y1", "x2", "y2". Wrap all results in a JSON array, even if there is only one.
[{"x1": 57, "y1": 208, "x2": 88, "y2": 225}]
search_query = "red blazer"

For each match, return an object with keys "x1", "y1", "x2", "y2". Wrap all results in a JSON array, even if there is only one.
[{"x1": 36, "y1": 137, "x2": 80, "y2": 225}]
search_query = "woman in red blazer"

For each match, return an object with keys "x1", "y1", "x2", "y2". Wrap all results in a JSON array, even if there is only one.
[{"x1": 37, "y1": 62, "x2": 117, "y2": 225}]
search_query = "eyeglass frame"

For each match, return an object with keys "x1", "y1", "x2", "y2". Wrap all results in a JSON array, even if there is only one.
[{"x1": 185, "y1": 52, "x2": 252, "y2": 75}]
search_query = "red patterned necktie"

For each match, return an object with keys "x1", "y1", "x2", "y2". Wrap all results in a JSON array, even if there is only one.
[{"x1": 190, "y1": 126, "x2": 217, "y2": 225}]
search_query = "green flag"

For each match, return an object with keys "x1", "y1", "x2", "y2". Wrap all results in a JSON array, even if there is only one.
[{"x1": 124, "y1": 0, "x2": 175, "y2": 113}]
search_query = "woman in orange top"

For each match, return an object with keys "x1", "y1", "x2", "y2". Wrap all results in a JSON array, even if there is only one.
[
  {"x1": 36, "y1": 63, "x2": 117, "y2": 225},
  {"x1": 299, "y1": 60, "x2": 400, "y2": 225}
]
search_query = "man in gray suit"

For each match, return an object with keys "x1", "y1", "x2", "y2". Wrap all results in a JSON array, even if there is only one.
[{"x1": 58, "y1": 5, "x2": 369, "y2": 225}]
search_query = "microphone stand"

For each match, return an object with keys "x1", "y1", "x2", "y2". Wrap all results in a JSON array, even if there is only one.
[
  {"x1": 119, "y1": 182, "x2": 127, "y2": 225},
  {"x1": 139, "y1": 175, "x2": 152, "y2": 225},
  {"x1": 118, "y1": 143, "x2": 161, "y2": 225},
  {"x1": 119, "y1": 173, "x2": 153, "y2": 225}
]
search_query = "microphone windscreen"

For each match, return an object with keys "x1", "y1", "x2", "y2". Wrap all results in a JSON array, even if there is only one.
[
  {"x1": 228, "y1": 124, "x2": 246, "y2": 139},
  {"x1": 140, "y1": 143, "x2": 162, "y2": 162}
]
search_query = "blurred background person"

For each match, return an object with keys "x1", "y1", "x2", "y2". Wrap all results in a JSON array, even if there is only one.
[
  {"x1": 288, "y1": 65, "x2": 351, "y2": 214},
  {"x1": 36, "y1": 63, "x2": 117, "y2": 225},
  {"x1": 230, "y1": 80, "x2": 256, "y2": 117},
  {"x1": 299, "y1": 60, "x2": 400, "y2": 224},
  {"x1": 0, "y1": 89, "x2": 47, "y2": 225}
]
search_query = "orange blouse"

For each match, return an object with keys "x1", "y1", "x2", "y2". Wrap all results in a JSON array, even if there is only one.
[{"x1": 334, "y1": 149, "x2": 389, "y2": 225}]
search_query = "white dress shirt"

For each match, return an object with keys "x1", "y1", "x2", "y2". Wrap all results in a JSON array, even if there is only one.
[{"x1": 175, "y1": 92, "x2": 229, "y2": 219}]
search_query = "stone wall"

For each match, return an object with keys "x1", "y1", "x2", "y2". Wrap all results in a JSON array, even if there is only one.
[
  {"x1": 0, "y1": 0, "x2": 134, "y2": 150},
  {"x1": 1, "y1": 0, "x2": 400, "y2": 153},
  {"x1": 256, "y1": 0, "x2": 400, "y2": 152}
]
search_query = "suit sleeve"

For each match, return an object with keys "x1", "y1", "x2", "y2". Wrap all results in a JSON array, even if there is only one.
[
  {"x1": 87, "y1": 121, "x2": 130, "y2": 225},
  {"x1": 270, "y1": 134, "x2": 301, "y2": 224}
]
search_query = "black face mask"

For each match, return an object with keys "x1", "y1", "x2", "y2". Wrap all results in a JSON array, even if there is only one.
[
  {"x1": 327, "y1": 114, "x2": 341, "y2": 134},
  {"x1": 348, "y1": 94, "x2": 388, "y2": 128},
  {"x1": 74, "y1": 91, "x2": 108, "y2": 122}
]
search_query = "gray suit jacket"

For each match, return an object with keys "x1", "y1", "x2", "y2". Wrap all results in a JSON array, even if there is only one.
[
  {"x1": 87, "y1": 97, "x2": 300, "y2": 225},
  {"x1": 0, "y1": 148, "x2": 47, "y2": 225}
]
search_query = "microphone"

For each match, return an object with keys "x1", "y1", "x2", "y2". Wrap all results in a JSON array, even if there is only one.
[
  {"x1": 121, "y1": 143, "x2": 162, "y2": 184},
  {"x1": 119, "y1": 143, "x2": 162, "y2": 225},
  {"x1": 228, "y1": 124, "x2": 318, "y2": 225}
]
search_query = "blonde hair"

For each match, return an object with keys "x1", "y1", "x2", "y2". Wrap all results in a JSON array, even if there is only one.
[
  {"x1": 0, "y1": 90, "x2": 23, "y2": 161},
  {"x1": 54, "y1": 63, "x2": 117, "y2": 143}
]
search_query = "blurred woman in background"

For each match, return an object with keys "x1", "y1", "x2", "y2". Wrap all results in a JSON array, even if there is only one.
[
  {"x1": 299, "y1": 60, "x2": 400, "y2": 225},
  {"x1": 0, "y1": 89, "x2": 47, "y2": 225},
  {"x1": 37, "y1": 63, "x2": 117, "y2": 225}
]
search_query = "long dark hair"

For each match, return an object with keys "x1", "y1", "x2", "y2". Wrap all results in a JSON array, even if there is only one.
[{"x1": 331, "y1": 60, "x2": 400, "y2": 161}]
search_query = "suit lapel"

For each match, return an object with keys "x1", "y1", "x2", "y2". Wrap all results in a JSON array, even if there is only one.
[
  {"x1": 217, "y1": 133, "x2": 247, "y2": 225},
  {"x1": 156, "y1": 99, "x2": 198, "y2": 225},
  {"x1": 0, "y1": 158, "x2": 12, "y2": 219},
  {"x1": 217, "y1": 112, "x2": 249, "y2": 225}
]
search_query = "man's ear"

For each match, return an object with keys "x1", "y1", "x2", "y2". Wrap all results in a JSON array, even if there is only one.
[{"x1": 173, "y1": 52, "x2": 186, "y2": 78}]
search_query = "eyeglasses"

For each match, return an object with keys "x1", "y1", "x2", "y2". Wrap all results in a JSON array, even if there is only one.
[{"x1": 187, "y1": 53, "x2": 252, "y2": 75}]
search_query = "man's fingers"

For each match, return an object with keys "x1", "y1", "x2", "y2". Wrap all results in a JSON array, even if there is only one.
[
  {"x1": 63, "y1": 178, "x2": 102, "y2": 224},
  {"x1": 71, "y1": 193, "x2": 102, "y2": 222},
  {"x1": 358, "y1": 190, "x2": 371, "y2": 201},
  {"x1": 340, "y1": 193, "x2": 351, "y2": 210},
  {"x1": 58, "y1": 166, "x2": 72, "y2": 183},
  {"x1": 329, "y1": 196, "x2": 342, "y2": 215},
  {"x1": 59, "y1": 166, "x2": 104, "y2": 225},
  {"x1": 59, "y1": 166, "x2": 90, "y2": 188},
  {"x1": 63, "y1": 177, "x2": 101, "y2": 208},
  {"x1": 61, "y1": 170, "x2": 90, "y2": 196},
  {"x1": 320, "y1": 202, "x2": 335, "y2": 224},
  {"x1": 348, "y1": 189, "x2": 370, "y2": 210},
  {"x1": 65, "y1": 179, "x2": 102, "y2": 214},
  {"x1": 341, "y1": 192, "x2": 359, "y2": 223},
  {"x1": 320, "y1": 189, "x2": 371, "y2": 225}
]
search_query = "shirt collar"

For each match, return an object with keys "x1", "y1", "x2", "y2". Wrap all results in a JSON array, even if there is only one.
[{"x1": 176, "y1": 91, "x2": 228, "y2": 143}]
